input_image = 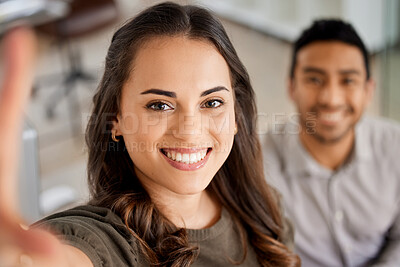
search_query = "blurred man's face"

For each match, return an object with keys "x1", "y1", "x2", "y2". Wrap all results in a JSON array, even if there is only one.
[{"x1": 290, "y1": 41, "x2": 374, "y2": 143}]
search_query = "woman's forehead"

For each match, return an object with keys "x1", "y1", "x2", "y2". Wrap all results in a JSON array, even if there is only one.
[{"x1": 123, "y1": 36, "x2": 232, "y2": 96}]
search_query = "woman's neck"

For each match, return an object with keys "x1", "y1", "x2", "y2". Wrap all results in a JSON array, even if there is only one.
[{"x1": 148, "y1": 187, "x2": 221, "y2": 229}]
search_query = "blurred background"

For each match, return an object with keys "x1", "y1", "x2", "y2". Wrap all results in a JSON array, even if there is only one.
[{"x1": 2, "y1": 0, "x2": 399, "y2": 222}]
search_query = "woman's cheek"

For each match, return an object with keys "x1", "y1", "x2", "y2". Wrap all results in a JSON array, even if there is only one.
[
  {"x1": 208, "y1": 109, "x2": 235, "y2": 136},
  {"x1": 208, "y1": 112, "x2": 235, "y2": 153},
  {"x1": 120, "y1": 117, "x2": 166, "y2": 155}
]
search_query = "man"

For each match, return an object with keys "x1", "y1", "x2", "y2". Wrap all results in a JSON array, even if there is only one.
[{"x1": 263, "y1": 19, "x2": 400, "y2": 267}]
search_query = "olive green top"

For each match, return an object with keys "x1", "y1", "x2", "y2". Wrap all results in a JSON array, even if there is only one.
[{"x1": 35, "y1": 205, "x2": 265, "y2": 266}]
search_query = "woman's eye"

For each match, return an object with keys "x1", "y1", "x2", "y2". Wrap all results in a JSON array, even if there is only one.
[
  {"x1": 202, "y1": 99, "x2": 224, "y2": 108},
  {"x1": 147, "y1": 102, "x2": 173, "y2": 111}
]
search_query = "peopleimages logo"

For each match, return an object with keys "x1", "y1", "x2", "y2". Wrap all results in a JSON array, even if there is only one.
[
  {"x1": 82, "y1": 112, "x2": 236, "y2": 135},
  {"x1": 84, "y1": 140, "x2": 232, "y2": 153},
  {"x1": 81, "y1": 111, "x2": 318, "y2": 138},
  {"x1": 256, "y1": 112, "x2": 317, "y2": 135}
]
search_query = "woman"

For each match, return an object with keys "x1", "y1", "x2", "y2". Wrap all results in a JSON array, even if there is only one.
[{"x1": 0, "y1": 2, "x2": 299, "y2": 266}]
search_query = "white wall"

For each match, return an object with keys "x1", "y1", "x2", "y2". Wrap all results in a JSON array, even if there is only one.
[{"x1": 195, "y1": 0, "x2": 399, "y2": 52}]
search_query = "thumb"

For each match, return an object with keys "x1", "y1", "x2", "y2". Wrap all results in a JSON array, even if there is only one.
[{"x1": 0, "y1": 26, "x2": 37, "y2": 213}]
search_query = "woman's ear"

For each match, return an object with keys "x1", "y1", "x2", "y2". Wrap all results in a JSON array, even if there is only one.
[
  {"x1": 112, "y1": 114, "x2": 122, "y2": 136},
  {"x1": 111, "y1": 115, "x2": 122, "y2": 142}
]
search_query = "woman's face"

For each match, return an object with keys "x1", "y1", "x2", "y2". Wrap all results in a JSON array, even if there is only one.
[{"x1": 114, "y1": 36, "x2": 236, "y2": 198}]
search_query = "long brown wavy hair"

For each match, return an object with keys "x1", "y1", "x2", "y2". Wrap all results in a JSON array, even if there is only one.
[{"x1": 86, "y1": 2, "x2": 300, "y2": 266}]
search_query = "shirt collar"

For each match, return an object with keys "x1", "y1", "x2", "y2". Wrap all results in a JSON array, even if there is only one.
[
  {"x1": 353, "y1": 116, "x2": 373, "y2": 162},
  {"x1": 284, "y1": 123, "x2": 333, "y2": 178},
  {"x1": 286, "y1": 117, "x2": 372, "y2": 178}
]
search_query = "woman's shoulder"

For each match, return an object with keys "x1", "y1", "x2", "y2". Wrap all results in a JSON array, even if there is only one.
[
  {"x1": 34, "y1": 205, "x2": 133, "y2": 242},
  {"x1": 36, "y1": 205, "x2": 124, "y2": 226},
  {"x1": 34, "y1": 205, "x2": 145, "y2": 267}
]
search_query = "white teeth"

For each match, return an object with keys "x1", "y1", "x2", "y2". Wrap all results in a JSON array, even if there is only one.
[
  {"x1": 182, "y1": 153, "x2": 190, "y2": 164},
  {"x1": 163, "y1": 149, "x2": 208, "y2": 164},
  {"x1": 320, "y1": 112, "x2": 342, "y2": 122},
  {"x1": 189, "y1": 153, "x2": 197, "y2": 164}
]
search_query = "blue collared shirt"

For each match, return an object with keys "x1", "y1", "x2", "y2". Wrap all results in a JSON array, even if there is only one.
[{"x1": 262, "y1": 116, "x2": 400, "y2": 267}]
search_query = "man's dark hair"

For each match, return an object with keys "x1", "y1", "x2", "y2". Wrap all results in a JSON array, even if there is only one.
[{"x1": 289, "y1": 19, "x2": 370, "y2": 79}]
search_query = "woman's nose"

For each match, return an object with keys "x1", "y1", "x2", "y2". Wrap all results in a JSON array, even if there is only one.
[{"x1": 171, "y1": 111, "x2": 204, "y2": 140}]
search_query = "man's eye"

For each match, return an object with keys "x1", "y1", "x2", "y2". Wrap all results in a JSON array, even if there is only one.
[
  {"x1": 343, "y1": 78, "x2": 355, "y2": 85},
  {"x1": 202, "y1": 99, "x2": 224, "y2": 108},
  {"x1": 147, "y1": 102, "x2": 173, "y2": 111},
  {"x1": 307, "y1": 77, "x2": 323, "y2": 85}
]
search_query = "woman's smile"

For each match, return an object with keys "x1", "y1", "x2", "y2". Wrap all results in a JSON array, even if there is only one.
[
  {"x1": 115, "y1": 36, "x2": 235, "y2": 196},
  {"x1": 160, "y1": 147, "x2": 212, "y2": 171}
]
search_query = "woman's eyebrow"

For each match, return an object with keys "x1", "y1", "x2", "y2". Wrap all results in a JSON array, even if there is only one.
[
  {"x1": 200, "y1": 86, "x2": 229, "y2": 97},
  {"x1": 140, "y1": 89, "x2": 176, "y2": 98},
  {"x1": 140, "y1": 86, "x2": 229, "y2": 98}
]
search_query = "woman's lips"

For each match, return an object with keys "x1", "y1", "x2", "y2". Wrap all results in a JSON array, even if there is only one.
[{"x1": 160, "y1": 147, "x2": 212, "y2": 171}]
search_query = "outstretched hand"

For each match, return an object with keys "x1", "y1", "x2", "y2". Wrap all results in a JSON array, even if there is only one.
[{"x1": 0, "y1": 27, "x2": 68, "y2": 267}]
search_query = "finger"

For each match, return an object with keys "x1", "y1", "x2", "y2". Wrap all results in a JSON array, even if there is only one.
[
  {"x1": 0, "y1": 239, "x2": 63, "y2": 267},
  {"x1": 0, "y1": 216, "x2": 62, "y2": 257},
  {"x1": 0, "y1": 246, "x2": 19, "y2": 266},
  {"x1": 15, "y1": 228, "x2": 61, "y2": 256},
  {"x1": 0, "y1": 27, "x2": 37, "y2": 214}
]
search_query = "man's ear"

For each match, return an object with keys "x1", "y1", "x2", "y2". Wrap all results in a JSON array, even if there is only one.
[
  {"x1": 288, "y1": 78, "x2": 296, "y2": 101},
  {"x1": 365, "y1": 78, "x2": 376, "y2": 105}
]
